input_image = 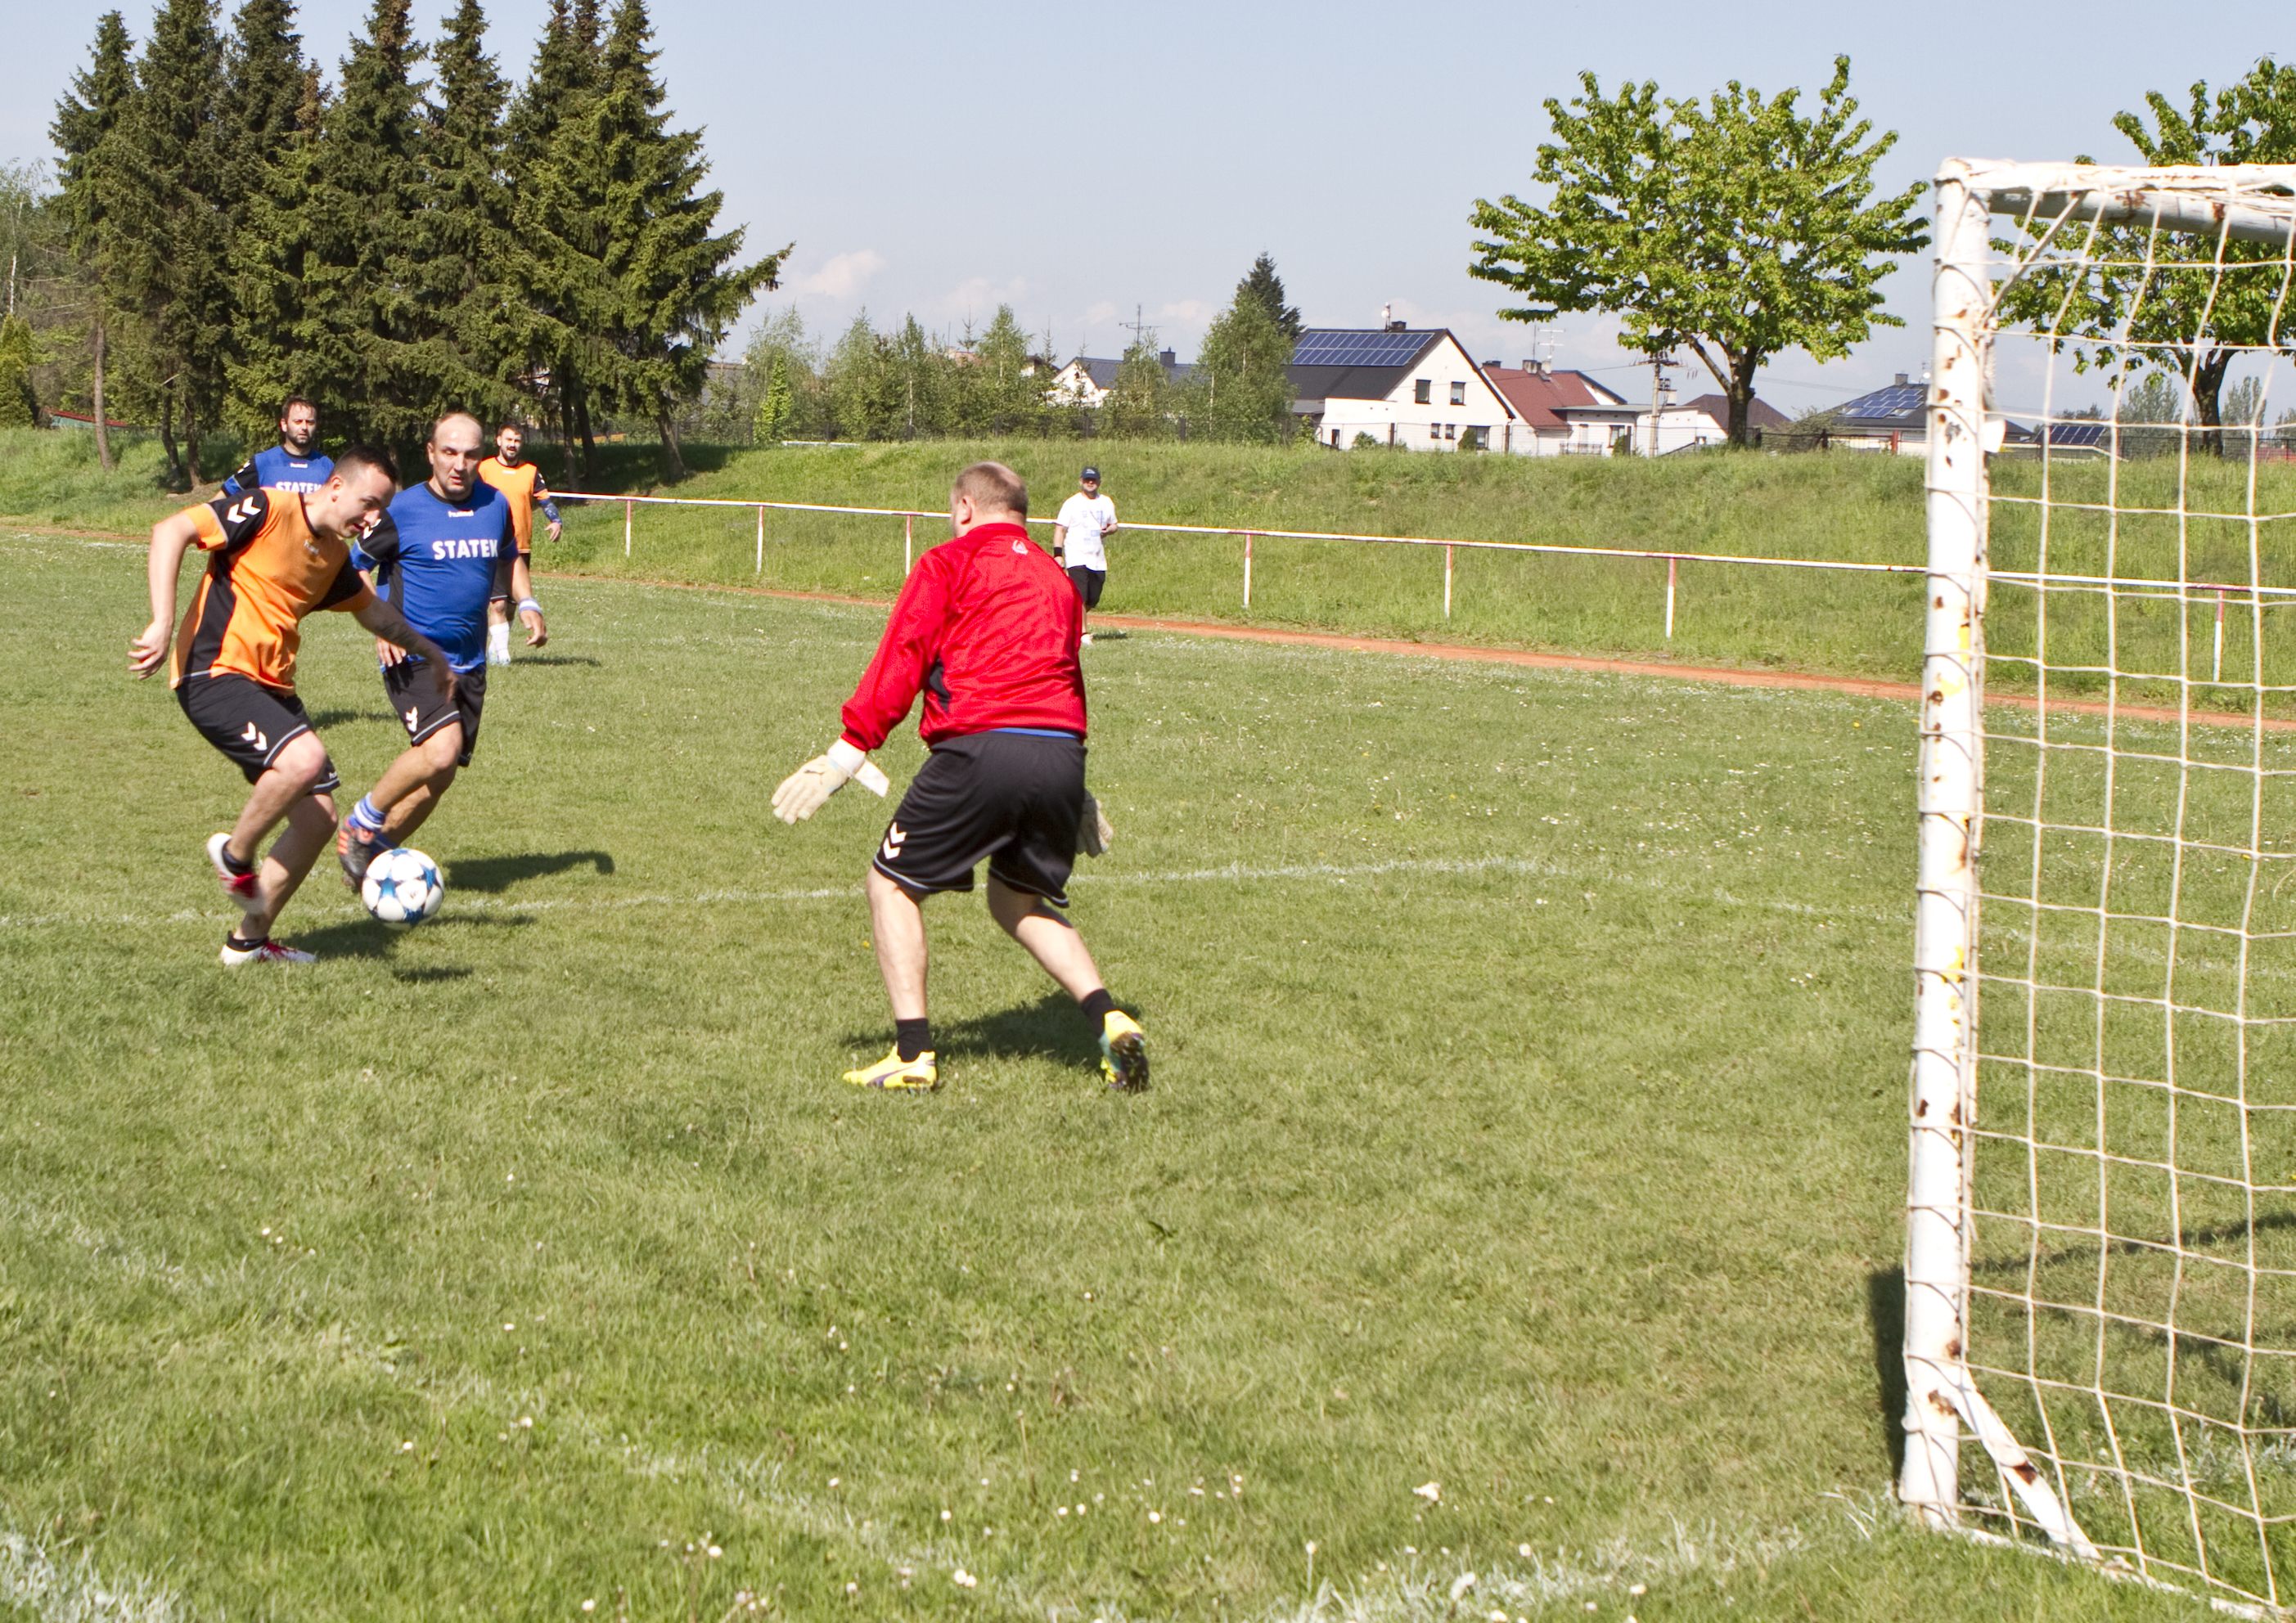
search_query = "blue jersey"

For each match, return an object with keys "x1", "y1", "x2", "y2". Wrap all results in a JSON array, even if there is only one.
[
  {"x1": 352, "y1": 481, "x2": 515, "y2": 674},
  {"x1": 223, "y1": 444, "x2": 334, "y2": 497}
]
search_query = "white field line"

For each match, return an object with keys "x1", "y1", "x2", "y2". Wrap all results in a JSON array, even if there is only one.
[
  {"x1": 0, "y1": 852, "x2": 1880, "y2": 933},
  {"x1": 0, "y1": 1532, "x2": 189, "y2": 1623}
]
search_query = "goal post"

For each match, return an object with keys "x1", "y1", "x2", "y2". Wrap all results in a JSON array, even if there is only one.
[{"x1": 1905, "y1": 160, "x2": 2296, "y2": 1608}]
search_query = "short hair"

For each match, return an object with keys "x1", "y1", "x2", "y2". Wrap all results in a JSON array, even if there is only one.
[
  {"x1": 496, "y1": 421, "x2": 524, "y2": 436},
  {"x1": 333, "y1": 443, "x2": 399, "y2": 487},
  {"x1": 278, "y1": 394, "x2": 317, "y2": 421},
  {"x1": 430, "y1": 410, "x2": 484, "y2": 446},
  {"x1": 953, "y1": 461, "x2": 1028, "y2": 520}
]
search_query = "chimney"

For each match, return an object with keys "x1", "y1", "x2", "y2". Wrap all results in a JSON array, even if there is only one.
[
  {"x1": 1482, "y1": 360, "x2": 1499, "y2": 371},
  {"x1": 1894, "y1": 372, "x2": 1909, "y2": 386},
  {"x1": 1384, "y1": 319, "x2": 1407, "y2": 333},
  {"x1": 1159, "y1": 348, "x2": 1175, "y2": 366}
]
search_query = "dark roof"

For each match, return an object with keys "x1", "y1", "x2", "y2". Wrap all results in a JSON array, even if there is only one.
[
  {"x1": 1286, "y1": 328, "x2": 1446, "y2": 402},
  {"x1": 1065, "y1": 355, "x2": 1195, "y2": 390},
  {"x1": 1680, "y1": 393, "x2": 1791, "y2": 432},
  {"x1": 1483, "y1": 366, "x2": 1631, "y2": 428},
  {"x1": 1833, "y1": 380, "x2": 1927, "y2": 427}
]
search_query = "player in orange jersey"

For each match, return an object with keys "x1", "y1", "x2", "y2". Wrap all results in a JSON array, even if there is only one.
[
  {"x1": 129, "y1": 445, "x2": 454, "y2": 965},
  {"x1": 475, "y1": 423, "x2": 558, "y2": 666}
]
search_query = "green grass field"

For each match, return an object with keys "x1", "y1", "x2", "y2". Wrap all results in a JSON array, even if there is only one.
[{"x1": 0, "y1": 527, "x2": 2254, "y2": 1620}]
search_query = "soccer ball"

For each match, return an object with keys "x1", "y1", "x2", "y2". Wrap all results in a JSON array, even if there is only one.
[{"x1": 361, "y1": 847, "x2": 444, "y2": 927}]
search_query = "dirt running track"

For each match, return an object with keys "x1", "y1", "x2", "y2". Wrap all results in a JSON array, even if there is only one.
[{"x1": 8, "y1": 519, "x2": 2285, "y2": 733}]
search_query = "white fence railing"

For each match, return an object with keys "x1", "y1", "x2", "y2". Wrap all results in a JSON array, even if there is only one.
[{"x1": 552, "y1": 488, "x2": 1935, "y2": 638}]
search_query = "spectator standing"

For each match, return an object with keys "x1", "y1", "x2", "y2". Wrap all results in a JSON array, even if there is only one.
[{"x1": 1051, "y1": 465, "x2": 1118, "y2": 646}]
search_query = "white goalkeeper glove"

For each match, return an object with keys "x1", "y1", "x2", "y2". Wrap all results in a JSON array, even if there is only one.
[
  {"x1": 1078, "y1": 791, "x2": 1114, "y2": 857},
  {"x1": 772, "y1": 740, "x2": 889, "y2": 825}
]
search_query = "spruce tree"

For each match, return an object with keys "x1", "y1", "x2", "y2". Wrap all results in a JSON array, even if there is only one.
[
  {"x1": 221, "y1": 2, "x2": 321, "y2": 438},
  {"x1": 506, "y1": 0, "x2": 606, "y2": 470},
  {"x1": 113, "y1": 0, "x2": 232, "y2": 484},
  {"x1": 50, "y1": 10, "x2": 138, "y2": 468},
  {"x1": 975, "y1": 304, "x2": 1042, "y2": 435},
  {"x1": 296, "y1": 0, "x2": 430, "y2": 447},
  {"x1": 0, "y1": 312, "x2": 40, "y2": 428},
  {"x1": 419, "y1": 0, "x2": 519, "y2": 425},
  {"x1": 578, "y1": 0, "x2": 786, "y2": 474},
  {"x1": 1239, "y1": 252, "x2": 1303, "y2": 343}
]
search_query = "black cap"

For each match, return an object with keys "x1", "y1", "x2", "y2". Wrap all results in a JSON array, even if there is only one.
[{"x1": 1080, "y1": 465, "x2": 1100, "y2": 482}]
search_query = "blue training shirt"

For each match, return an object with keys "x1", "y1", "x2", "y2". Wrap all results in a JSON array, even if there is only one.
[
  {"x1": 352, "y1": 480, "x2": 515, "y2": 674},
  {"x1": 222, "y1": 444, "x2": 335, "y2": 497}
]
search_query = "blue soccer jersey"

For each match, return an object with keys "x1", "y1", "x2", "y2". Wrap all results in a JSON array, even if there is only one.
[
  {"x1": 352, "y1": 481, "x2": 515, "y2": 674},
  {"x1": 223, "y1": 444, "x2": 335, "y2": 497}
]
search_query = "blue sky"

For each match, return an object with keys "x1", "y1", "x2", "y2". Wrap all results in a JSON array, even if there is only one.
[{"x1": 8, "y1": 1, "x2": 2290, "y2": 412}]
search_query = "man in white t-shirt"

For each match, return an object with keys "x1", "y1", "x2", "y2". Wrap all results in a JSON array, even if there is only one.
[{"x1": 1051, "y1": 465, "x2": 1118, "y2": 645}]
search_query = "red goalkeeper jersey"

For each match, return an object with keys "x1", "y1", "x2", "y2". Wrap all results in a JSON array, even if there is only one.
[{"x1": 840, "y1": 521, "x2": 1087, "y2": 750}]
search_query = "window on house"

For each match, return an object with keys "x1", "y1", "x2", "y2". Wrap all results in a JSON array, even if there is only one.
[
  {"x1": 1429, "y1": 422, "x2": 1442, "y2": 440},
  {"x1": 1443, "y1": 423, "x2": 1456, "y2": 440},
  {"x1": 1450, "y1": 381, "x2": 1466, "y2": 406},
  {"x1": 1414, "y1": 380, "x2": 1431, "y2": 404}
]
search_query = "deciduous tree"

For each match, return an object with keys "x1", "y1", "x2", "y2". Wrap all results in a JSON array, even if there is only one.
[{"x1": 1469, "y1": 56, "x2": 1925, "y2": 446}]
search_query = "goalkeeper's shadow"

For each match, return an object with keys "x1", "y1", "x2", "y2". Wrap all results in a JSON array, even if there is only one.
[{"x1": 853, "y1": 991, "x2": 1112, "y2": 1068}]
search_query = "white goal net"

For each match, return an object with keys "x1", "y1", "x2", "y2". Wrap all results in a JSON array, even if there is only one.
[{"x1": 1908, "y1": 160, "x2": 2296, "y2": 1609}]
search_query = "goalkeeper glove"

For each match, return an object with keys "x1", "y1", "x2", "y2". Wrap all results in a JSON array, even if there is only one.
[
  {"x1": 1078, "y1": 791, "x2": 1114, "y2": 857},
  {"x1": 772, "y1": 740, "x2": 889, "y2": 824}
]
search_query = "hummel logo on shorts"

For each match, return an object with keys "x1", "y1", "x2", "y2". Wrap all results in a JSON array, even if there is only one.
[
  {"x1": 881, "y1": 823, "x2": 907, "y2": 861},
  {"x1": 240, "y1": 721, "x2": 269, "y2": 752},
  {"x1": 404, "y1": 705, "x2": 421, "y2": 732}
]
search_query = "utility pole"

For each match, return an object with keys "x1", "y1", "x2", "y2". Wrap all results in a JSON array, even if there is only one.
[{"x1": 1647, "y1": 351, "x2": 1677, "y2": 457}]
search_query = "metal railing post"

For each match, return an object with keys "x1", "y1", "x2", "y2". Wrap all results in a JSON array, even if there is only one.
[
  {"x1": 904, "y1": 514, "x2": 913, "y2": 577},
  {"x1": 1665, "y1": 555, "x2": 1678, "y2": 640},
  {"x1": 1444, "y1": 543, "x2": 1454, "y2": 618},
  {"x1": 1242, "y1": 533, "x2": 1254, "y2": 609},
  {"x1": 624, "y1": 497, "x2": 633, "y2": 559},
  {"x1": 755, "y1": 505, "x2": 765, "y2": 575},
  {"x1": 2216, "y1": 587, "x2": 2227, "y2": 683}
]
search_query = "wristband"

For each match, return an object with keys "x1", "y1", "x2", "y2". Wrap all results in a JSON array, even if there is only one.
[
  {"x1": 827, "y1": 739, "x2": 890, "y2": 797},
  {"x1": 516, "y1": 597, "x2": 542, "y2": 616}
]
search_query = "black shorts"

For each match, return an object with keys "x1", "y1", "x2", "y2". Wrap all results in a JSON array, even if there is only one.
[
  {"x1": 873, "y1": 731, "x2": 1087, "y2": 906},
  {"x1": 384, "y1": 658, "x2": 486, "y2": 767},
  {"x1": 176, "y1": 672, "x2": 340, "y2": 794},
  {"x1": 1066, "y1": 565, "x2": 1105, "y2": 609}
]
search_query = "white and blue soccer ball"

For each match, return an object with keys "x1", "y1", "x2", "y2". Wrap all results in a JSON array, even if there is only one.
[{"x1": 361, "y1": 847, "x2": 445, "y2": 927}]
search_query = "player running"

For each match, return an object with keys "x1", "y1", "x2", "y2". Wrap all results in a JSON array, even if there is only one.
[
  {"x1": 476, "y1": 422, "x2": 561, "y2": 667},
  {"x1": 129, "y1": 446, "x2": 453, "y2": 964},
  {"x1": 221, "y1": 395, "x2": 332, "y2": 497},
  {"x1": 335, "y1": 412, "x2": 546, "y2": 883},
  {"x1": 771, "y1": 461, "x2": 1146, "y2": 1094}
]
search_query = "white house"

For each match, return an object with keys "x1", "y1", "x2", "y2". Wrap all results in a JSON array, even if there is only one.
[
  {"x1": 1480, "y1": 363, "x2": 1640, "y2": 456},
  {"x1": 1289, "y1": 327, "x2": 1520, "y2": 451},
  {"x1": 1045, "y1": 349, "x2": 1195, "y2": 411}
]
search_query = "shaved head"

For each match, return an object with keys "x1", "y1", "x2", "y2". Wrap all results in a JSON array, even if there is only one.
[{"x1": 952, "y1": 461, "x2": 1028, "y2": 521}]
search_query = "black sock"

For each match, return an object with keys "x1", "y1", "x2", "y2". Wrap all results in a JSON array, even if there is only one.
[
  {"x1": 1079, "y1": 988, "x2": 1116, "y2": 1023},
  {"x1": 226, "y1": 932, "x2": 263, "y2": 951},
  {"x1": 895, "y1": 1018, "x2": 933, "y2": 1061},
  {"x1": 219, "y1": 844, "x2": 254, "y2": 877}
]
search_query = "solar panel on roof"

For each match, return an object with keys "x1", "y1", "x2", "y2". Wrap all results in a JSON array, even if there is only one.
[
  {"x1": 1290, "y1": 330, "x2": 1429, "y2": 368},
  {"x1": 2047, "y1": 422, "x2": 2109, "y2": 447},
  {"x1": 1839, "y1": 382, "x2": 1926, "y2": 420}
]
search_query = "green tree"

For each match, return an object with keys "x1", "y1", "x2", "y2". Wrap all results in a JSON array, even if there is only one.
[
  {"x1": 823, "y1": 311, "x2": 894, "y2": 440},
  {"x1": 293, "y1": 0, "x2": 430, "y2": 449},
  {"x1": 1469, "y1": 56, "x2": 1925, "y2": 446},
  {"x1": 973, "y1": 304, "x2": 1041, "y2": 434},
  {"x1": 1103, "y1": 334, "x2": 1170, "y2": 438},
  {"x1": 2117, "y1": 370, "x2": 2186, "y2": 460},
  {"x1": 417, "y1": 0, "x2": 520, "y2": 425},
  {"x1": 742, "y1": 307, "x2": 820, "y2": 438},
  {"x1": 50, "y1": 10, "x2": 140, "y2": 467},
  {"x1": 753, "y1": 355, "x2": 794, "y2": 443},
  {"x1": 113, "y1": 0, "x2": 232, "y2": 483},
  {"x1": 571, "y1": 0, "x2": 786, "y2": 475},
  {"x1": 0, "y1": 312, "x2": 41, "y2": 427},
  {"x1": 1238, "y1": 251, "x2": 1302, "y2": 342},
  {"x1": 221, "y1": 0, "x2": 322, "y2": 439},
  {"x1": 887, "y1": 313, "x2": 952, "y2": 438},
  {"x1": 1186, "y1": 284, "x2": 1293, "y2": 443},
  {"x1": 505, "y1": 0, "x2": 605, "y2": 469},
  {"x1": 1997, "y1": 61, "x2": 2296, "y2": 457}
]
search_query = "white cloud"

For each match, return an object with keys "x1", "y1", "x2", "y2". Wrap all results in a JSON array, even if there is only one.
[
  {"x1": 1153, "y1": 299, "x2": 1213, "y2": 324},
  {"x1": 788, "y1": 249, "x2": 885, "y2": 299}
]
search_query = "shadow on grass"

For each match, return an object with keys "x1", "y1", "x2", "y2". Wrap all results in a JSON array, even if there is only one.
[
  {"x1": 1867, "y1": 1266, "x2": 1906, "y2": 1481},
  {"x1": 290, "y1": 910, "x2": 534, "y2": 960},
  {"x1": 447, "y1": 849, "x2": 615, "y2": 894},
  {"x1": 306, "y1": 707, "x2": 398, "y2": 729},
  {"x1": 506, "y1": 654, "x2": 603, "y2": 668},
  {"x1": 846, "y1": 990, "x2": 1141, "y2": 1068}
]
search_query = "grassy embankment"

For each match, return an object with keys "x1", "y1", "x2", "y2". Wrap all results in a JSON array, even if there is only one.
[{"x1": 10, "y1": 428, "x2": 2293, "y2": 702}]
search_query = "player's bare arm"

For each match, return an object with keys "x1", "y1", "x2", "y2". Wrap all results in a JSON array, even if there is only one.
[
  {"x1": 510, "y1": 554, "x2": 548, "y2": 647},
  {"x1": 128, "y1": 510, "x2": 205, "y2": 677},
  {"x1": 353, "y1": 597, "x2": 456, "y2": 697}
]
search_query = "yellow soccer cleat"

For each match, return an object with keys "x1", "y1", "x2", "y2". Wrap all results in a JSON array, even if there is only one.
[
  {"x1": 843, "y1": 1046, "x2": 939, "y2": 1092},
  {"x1": 1099, "y1": 1011, "x2": 1149, "y2": 1092}
]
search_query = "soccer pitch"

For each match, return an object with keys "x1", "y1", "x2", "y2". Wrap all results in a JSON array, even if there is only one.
[{"x1": 0, "y1": 533, "x2": 2205, "y2": 1620}]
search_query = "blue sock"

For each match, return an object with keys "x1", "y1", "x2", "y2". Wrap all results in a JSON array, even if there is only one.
[{"x1": 349, "y1": 796, "x2": 386, "y2": 835}]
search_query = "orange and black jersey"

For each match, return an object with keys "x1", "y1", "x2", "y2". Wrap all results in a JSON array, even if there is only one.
[
  {"x1": 477, "y1": 456, "x2": 548, "y2": 551},
  {"x1": 169, "y1": 487, "x2": 374, "y2": 691}
]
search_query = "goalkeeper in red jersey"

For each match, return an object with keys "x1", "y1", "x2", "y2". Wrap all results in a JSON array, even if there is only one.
[{"x1": 771, "y1": 461, "x2": 1145, "y2": 1094}]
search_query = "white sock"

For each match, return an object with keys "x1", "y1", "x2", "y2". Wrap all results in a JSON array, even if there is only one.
[{"x1": 488, "y1": 622, "x2": 511, "y2": 663}]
